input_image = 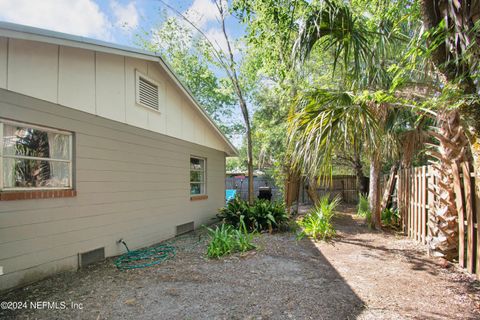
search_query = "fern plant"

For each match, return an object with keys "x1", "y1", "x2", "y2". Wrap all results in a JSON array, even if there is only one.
[
  {"x1": 297, "y1": 195, "x2": 340, "y2": 241},
  {"x1": 381, "y1": 207, "x2": 400, "y2": 226}
]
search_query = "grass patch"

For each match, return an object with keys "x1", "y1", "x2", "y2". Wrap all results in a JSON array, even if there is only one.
[{"x1": 357, "y1": 193, "x2": 372, "y2": 227}]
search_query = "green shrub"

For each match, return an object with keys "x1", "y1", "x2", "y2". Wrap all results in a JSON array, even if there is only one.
[
  {"x1": 206, "y1": 216, "x2": 255, "y2": 258},
  {"x1": 357, "y1": 193, "x2": 372, "y2": 226},
  {"x1": 297, "y1": 195, "x2": 340, "y2": 241},
  {"x1": 381, "y1": 207, "x2": 400, "y2": 226},
  {"x1": 217, "y1": 198, "x2": 289, "y2": 232}
]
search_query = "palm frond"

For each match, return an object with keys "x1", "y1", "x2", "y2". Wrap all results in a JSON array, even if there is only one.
[
  {"x1": 293, "y1": 0, "x2": 371, "y2": 77},
  {"x1": 287, "y1": 89, "x2": 379, "y2": 180}
]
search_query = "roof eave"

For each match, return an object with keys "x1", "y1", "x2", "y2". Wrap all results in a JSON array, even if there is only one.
[{"x1": 0, "y1": 21, "x2": 239, "y2": 156}]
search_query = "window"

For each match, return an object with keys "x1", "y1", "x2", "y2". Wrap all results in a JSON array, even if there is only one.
[
  {"x1": 0, "y1": 120, "x2": 73, "y2": 190},
  {"x1": 135, "y1": 70, "x2": 160, "y2": 111},
  {"x1": 190, "y1": 157, "x2": 206, "y2": 195}
]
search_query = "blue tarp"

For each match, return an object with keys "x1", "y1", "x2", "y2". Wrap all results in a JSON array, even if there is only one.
[{"x1": 225, "y1": 189, "x2": 237, "y2": 202}]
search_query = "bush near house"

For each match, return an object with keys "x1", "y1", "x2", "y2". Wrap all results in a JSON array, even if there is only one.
[
  {"x1": 206, "y1": 216, "x2": 255, "y2": 258},
  {"x1": 217, "y1": 198, "x2": 289, "y2": 232}
]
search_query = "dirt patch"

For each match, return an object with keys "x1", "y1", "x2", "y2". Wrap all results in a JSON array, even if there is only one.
[{"x1": 1, "y1": 206, "x2": 479, "y2": 319}]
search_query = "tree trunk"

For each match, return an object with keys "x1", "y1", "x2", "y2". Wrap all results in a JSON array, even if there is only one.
[
  {"x1": 428, "y1": 110, "x2": 468, "y2": 260},
  {"x1": 353, "y1": 149, "x2": 367, "y2": 195},
  {"x1": 305, "y1": 178, "x2": 320, "y2": 206},
  {"x1": 368, "y1": 152, "x2": 382, "y2": 228},
  {"x1": 241, "y1": 99, "x2": 255, "y2": 205},
  {"x1": 380, "y1": 163, "x2": 398, "y2": 213},
  {"x1": 420, "y1": 0, "x2": 479, "y2": 260}
]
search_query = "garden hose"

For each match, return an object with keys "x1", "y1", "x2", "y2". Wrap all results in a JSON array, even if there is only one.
[{"x1": 114, "y1": 239, "x2": 176, "y2": 270}]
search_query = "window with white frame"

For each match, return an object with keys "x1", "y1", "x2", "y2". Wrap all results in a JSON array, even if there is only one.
[
  {"x1": 0, "y1": 120, "x2": 73, "y2": 190},
  {"x1": 190, "y1": 157, "x2": 206, "y2": 195}
]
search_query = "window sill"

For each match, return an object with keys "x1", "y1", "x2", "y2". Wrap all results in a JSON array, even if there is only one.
[
  {"x1": 0, "y1": 190, "x2": 77, "y2": 201},
  {"x1": 190, "y1": 195, "x2": 208, "y2": 201}
]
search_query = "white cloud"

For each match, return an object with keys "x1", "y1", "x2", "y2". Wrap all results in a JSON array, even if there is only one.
[
  {"x1": 185, "y1": 0, "x2": 219, "y2": 28},
  {"x1": 110, "y1": 1, "x2": 139, "y2": 29},
  {"x1": 205, "y1": 27, "x2": 230, "y2": 55},
  {"x1": 0, "y1": 0, "x2": 113, "y2": 40}
]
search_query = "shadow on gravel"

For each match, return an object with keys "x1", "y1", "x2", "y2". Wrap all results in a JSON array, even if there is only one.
[{"x1": 0, "y1": 230, "x2": 366, "y2": 320}]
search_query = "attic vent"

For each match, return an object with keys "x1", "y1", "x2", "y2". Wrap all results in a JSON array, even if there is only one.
[
  {"x1": 136, "y1": 70, "x2": 160, "y2": 111},
  {"x1": 176, "y1": 221, "x2": 194, "y2": 236},
  {"x1": 78, "y1": 247, "x2": 105, "y2": 268}
]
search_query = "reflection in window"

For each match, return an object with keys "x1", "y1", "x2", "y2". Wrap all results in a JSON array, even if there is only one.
[
  {"x1": 190, "y1": 157, "x2": 206, "y2": 195},
  {"x1": 1, "y1": 121, "x2": 72, "y2": 189}
]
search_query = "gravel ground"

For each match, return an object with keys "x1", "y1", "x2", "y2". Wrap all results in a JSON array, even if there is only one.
[{"x1": 1, "y1": 206, "x2": 479, "y2": 319}]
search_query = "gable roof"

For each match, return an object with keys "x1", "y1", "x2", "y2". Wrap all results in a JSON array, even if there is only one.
[{"x1": 0, "y1": 21, "x2": 238, "y2": 156}]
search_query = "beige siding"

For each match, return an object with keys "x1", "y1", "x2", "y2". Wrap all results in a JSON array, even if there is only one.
[
  {"x1": 95, "y1": 52, "x2": 126, "y2": 122},
  {"x1": 0, "y1": 37, "x2": 6, "y2": 89},
  {"x1": 7, "y1": 39, "x2": 58, "y2": 102},
  {"x1": 165, "y1": 81, "x2": 183, "y2": 137},
  {"x1": 0, "y1": 89, "x2": 226, "y2": 291},
  {"x1": 0, "y1": 36, "x2": 231, "y2": 154},
  {"x1": 58, "y1": 46, "x2": 96, "y2": 114}
]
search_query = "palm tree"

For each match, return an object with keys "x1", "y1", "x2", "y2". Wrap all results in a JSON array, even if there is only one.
[
  {"x1": 419, "y1": 0, "x2": 479, "y2": 259},
  {"x1": 288, "y1": 0, "x2": 410, "y2": 228}
]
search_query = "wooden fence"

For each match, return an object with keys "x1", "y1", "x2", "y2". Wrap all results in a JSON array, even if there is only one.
[
  {"x1": 299, "y1": 175, "x2": 360, "y2": 204},
  {"x1": 395, "y1": 164, "x2": 479, "y2": 277}
]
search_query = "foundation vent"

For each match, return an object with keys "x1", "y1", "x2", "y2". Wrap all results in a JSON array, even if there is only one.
[
  {"x1": 79, "y1": 247, "x2": 105, "y2": 268},
  {"x1": 176, "y1": 221, "x2": 194, "y2": 235}
]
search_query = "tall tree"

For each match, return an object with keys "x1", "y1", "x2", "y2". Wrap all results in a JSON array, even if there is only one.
[
  {"x1": 419, "y1": 0, "x2": 480, "y2": 259},
  {"x1": 141, "y1": 17, "x2": 241, "y2": 138},
  {"x1": 158, "y1": 0, "x2": 255, "y2": 203},
  {"x1": 288, "y1": 0, "x2": 413, "y2": 227}
]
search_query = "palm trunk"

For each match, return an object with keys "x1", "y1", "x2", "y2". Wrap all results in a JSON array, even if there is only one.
[
  {"x1": 353, "y1": 147, "x2": 367, "y2": 195},
  {"x1": 305, "y1": 179, "x2": 320, "y2": 205},
  {"x1": 428, "y1": 110, "x2": 467, "y2": 260},
  {"x1": 368, "y1": 152, "x2": 382, "y2": 229}
]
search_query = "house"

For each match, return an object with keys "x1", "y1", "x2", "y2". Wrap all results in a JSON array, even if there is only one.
[{"x1": 0, "y1": 22, "x2": 237, "y2": 292}]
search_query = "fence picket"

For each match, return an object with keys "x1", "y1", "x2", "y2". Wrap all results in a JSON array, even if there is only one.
[
  {"x1": 387, "y1": 164, "x2": 477, "y2": 278},
  {"x1": 461, "y1": 162, "x2": 474, "y2": 273},
  {"x1": 427, "y1": 168, "x2": 434, "y2": 251},
  {"x1": 414, "y1": 167, "x2": 419, "y2": 241},
  {"x1": 452, "y1": 162, "x2": 465, "y2": 268},
  {"x1": 421, "y1": 166, "x2": 427, "y2": 244}
]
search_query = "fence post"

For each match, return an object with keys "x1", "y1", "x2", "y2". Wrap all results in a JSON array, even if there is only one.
[
  {"x1": 412, "y1": 167, "x2": 418, "y2": 241},
  {"x1": 421, "y1": 166, "x2": 427, "y2": 244},
  {"x1": 407, "y1": 168, "x2": 412, "y2": 238},
  {"x1": 461, "y1": 162, "x2": 474, "y2": 273},
  {"x1": 427, "y1": 166, "x2": 433, "y2": 254},
  {"x1": 452, "y1": 162, "x2": 465, "y2": 268}
]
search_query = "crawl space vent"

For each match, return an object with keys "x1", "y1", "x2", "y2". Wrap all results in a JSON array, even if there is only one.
[
  {"x1": 79, "y1": 247, "x2": 105, "y2": 268},
  {"x1": 176, "y1": 221, "x2": 194, "y2": 235},
  {"x1": 138, "y1": 77, "x2": 159, "y2": 110}
]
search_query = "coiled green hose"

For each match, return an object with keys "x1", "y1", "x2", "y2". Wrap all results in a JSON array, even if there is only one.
[{"x1": 114, "y1": 243, "x2": 176, "y2": 270}]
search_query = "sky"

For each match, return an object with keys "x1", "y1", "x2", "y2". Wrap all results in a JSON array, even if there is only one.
[{"x1": 0, "y1": 0, "x2": 244, "y2": 53}]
